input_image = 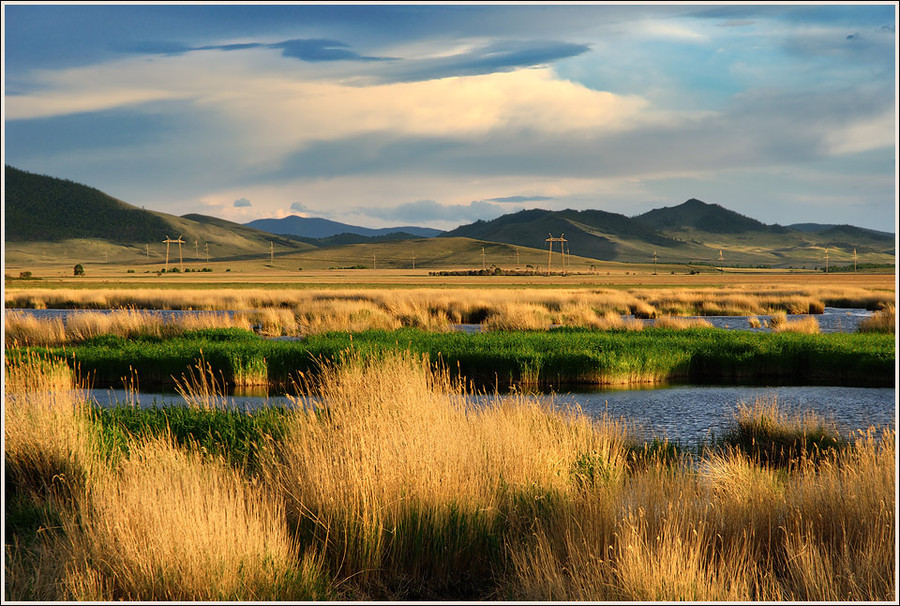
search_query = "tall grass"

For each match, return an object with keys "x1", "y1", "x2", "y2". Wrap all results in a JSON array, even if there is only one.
[
  {"x1": 768, "y1": 313, "x2": 820, "y2": 334},
  {"x1": 7, "y1": 284, "x2": 893, "y2": 340},
  {"x1": 272, "y1": 351, "x2": 630, "y2": 598},
  {"x1": 858, "y1": 304, "x2": 895, "y2": 333},
  {"x1": 3, "y1": 354, "x2": 332, "y2": 601},
  {"x1": 4, "y1": 352, "x2": 895, "y2": 601}
]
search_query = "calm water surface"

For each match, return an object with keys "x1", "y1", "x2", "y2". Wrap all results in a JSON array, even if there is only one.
[
  {"x1": 91, "y1": 384, "x2": 895, "y2": 445},
  {"x1": 9, "y1": 306, "x2": 876, "y2": 334}
]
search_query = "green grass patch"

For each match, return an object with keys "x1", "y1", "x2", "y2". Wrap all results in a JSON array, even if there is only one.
[
  {"x1": 13, "y1": 326, "x2": 895, "y2": 390},
  {"x1": 86, "y1": 404, "x2": 294, "y2": 473}
]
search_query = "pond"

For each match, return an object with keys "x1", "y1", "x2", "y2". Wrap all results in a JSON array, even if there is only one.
[
  {"x1": 88, "y1": 383, "x2": 895, "y2": 446},
  {"x1": 8, "y1": 306, "x2": 876, "y2": 334},
  {"x1": 456, "y1": 307, "x2": 877, "y2": 334}
]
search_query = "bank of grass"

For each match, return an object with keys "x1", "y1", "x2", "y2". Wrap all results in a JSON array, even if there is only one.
[
  {"x1": 5, "y1": 285, "x2": 895, "y2": 343},
  {"x1": 858, "y1": 304, "x2": 896, "y2": 333},
  {"x1": 5, "y1": 352, "x2": 895, "y2": 601},
  {"x1": 14, "y1": 325, "x2": 895, "y2": 391}
]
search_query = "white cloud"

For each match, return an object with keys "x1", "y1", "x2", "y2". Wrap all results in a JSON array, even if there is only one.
[{"x1": 824, "y1": 108, "x2": 896, "y2": 155}]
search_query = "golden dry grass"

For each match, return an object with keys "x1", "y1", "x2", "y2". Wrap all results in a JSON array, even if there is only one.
[
  {"x1": 4, "y1": 352, "x2": 895, "y2": 601},
  {"x1": 9, "y1": 283, "x2": 891, "y2": 342},
  {"x1": 857, "y1": 304, "x2": 896, "y2": 333}
]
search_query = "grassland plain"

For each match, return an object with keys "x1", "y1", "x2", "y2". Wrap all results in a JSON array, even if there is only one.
[
  {"x1": 4, "y1": 351, "x2": 894, "y2": 601},
  {"x1": 8, "y1": 326, "x2": 894, "y2": 390}
]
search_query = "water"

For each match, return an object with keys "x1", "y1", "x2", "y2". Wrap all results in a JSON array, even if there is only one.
[
  {"x1": 455, "y1": 307, "x2": 877, "y2": 334},
  {"x1": 90, "y1": 384, "x2": 895, "y2": 445},
  {"x1": 9, "y1": 306, "x2": 876, "y2": 334}
]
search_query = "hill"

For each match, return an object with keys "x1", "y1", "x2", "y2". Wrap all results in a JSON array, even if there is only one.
[
  {"x1": 4, "y1": 167, "x2": 893, "y2": 271},
  {"x1": 442, "y1": 199, "x2": 895, "y2": 267},
  {"x1": 4, "y1": 166, "x2": 313, "y2": 264},
  {"x1": 634, "y1": 198, "x2": 782, "y2": 234},
  {"x1": 245, "y1": 215, "x2": 442, "y2": 239},
  {"x1": 440, "y1": 208, "x2": 686, "y2": 262}
]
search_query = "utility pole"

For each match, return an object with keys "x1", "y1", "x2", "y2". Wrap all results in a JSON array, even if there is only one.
[
  {"x1": 824, "y1": 248, "x2": 829, "y2": 273},
  {"x1": 653, "y1": 251, "x2": 658, "y2": 275},
  {"x1": 718, "y1": 249, "x2": 724, "y2": 274},
  {"x1": 195, "y1": 240, "x2": 200, "y2": 259},
  {"x1": 853, "y1": 248, "x2": 857, "y2": 272},
  {"x1": 163, "y1": 235, "x2": 185, "y2": 272},
  {"x1": 146, "y1": 243, "x2": 150, "y2": 261},
  {"x1": 373, "y1": 254, "x2": 376, "y2": 270},
  {"x1": 412, "y1": 254, "x2": 416, "y2": 270},
  {"x1": 515, "y1": 247, "x2": 520, "y2": 268},
  {"x1": 545, "y1": 234, "x2": 567, "y2": 275},
  {"x1": 205, "y1": 242, "x2": 209, "y2": 264},
  {"x1": 482, "y1": 247, "x2": 486, "y2": 270},
  {"x1": 270, "y1": 241, "x2": 274, "y2": 266}
]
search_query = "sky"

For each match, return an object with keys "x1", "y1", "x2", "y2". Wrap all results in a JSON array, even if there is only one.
[{"x1": 2, "y1": 2, "x2": 897, "y2": 232}]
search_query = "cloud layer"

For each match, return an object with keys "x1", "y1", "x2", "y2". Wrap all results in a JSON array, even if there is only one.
[{"x1": 4, "y1": 4, "x2": 895, "y2": 231}]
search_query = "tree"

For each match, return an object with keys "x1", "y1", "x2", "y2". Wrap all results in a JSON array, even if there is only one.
[{"x1": 73, "y1": 264, "x2": 84, "y2": 276}]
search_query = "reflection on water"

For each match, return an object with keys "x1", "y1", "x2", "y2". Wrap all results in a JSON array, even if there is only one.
[
  {"x1": 10, "y1": 306, "x2": 876, "y2": 334},
  {"x1": 91, "y1": 383, "x2": 895, "y2": 446},
  {"x1": 552, "y1": 385, "x2": 895, "y2": 445}
]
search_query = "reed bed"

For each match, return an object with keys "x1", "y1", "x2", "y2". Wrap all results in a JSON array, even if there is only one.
[
  {"x1": 4, "y1": 353, "x2": 895, "y2": 601},
  {"x1": 768, "y1": 313, "x2": 821, "y2": 334},
  {"x1": 6, "y1": 285, "x2": 893, "y2": 341},
  {"x1": 857, "y1": 304, "x2": 895, "y2": 333}
]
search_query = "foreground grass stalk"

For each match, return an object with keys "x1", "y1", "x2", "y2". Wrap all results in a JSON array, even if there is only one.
[{"x1": 5, "y1": 351, "x2": 895, "y2": 601}]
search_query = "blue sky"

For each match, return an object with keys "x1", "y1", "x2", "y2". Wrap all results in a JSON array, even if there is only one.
[{"x1": 3, "y1": 2, "x2": 897, "y2": 231}]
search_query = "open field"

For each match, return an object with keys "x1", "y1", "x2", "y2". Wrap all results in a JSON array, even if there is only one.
[{"x1": 4, "y1": 351, "x2": 894, "y2": 601}]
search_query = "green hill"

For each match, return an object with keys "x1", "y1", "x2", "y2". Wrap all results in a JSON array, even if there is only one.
[
  {"x1": 4, "y1": 167, "x2": 314, "y2": 261},
  {"x1": 5, "y1": 166, "x2": 174, "y2": 243},
  {"x1": 440, "y1": 208, "x2": 684, "y2": 262},
  {"x1": 3, "y1": 167, "x2": 894, "y2": 271},
  {"x1": 634, "y1": 198, "x2": 780, "y2": 234}
]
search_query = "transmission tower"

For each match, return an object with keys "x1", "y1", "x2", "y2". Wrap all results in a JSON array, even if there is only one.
[
  {"x1": 546, "y1": 234, "x2": 567, "y2": 275},
  {"x1": 163, "y1": 236, "x2": 185, "y2": 272}
]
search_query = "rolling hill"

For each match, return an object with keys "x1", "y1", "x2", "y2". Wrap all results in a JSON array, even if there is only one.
[
  {"x1": 4, "y1": 166, "x2": 314, "y2": 264},
  {"x1": 245, "y1": 215, "x2": 442, "y2": 239},
  {"x1": 3, "y1": 166, "x2": 894, "y2": 271},
  {"x1": 441, "y1": 199, "x2": 895, "y2": 267}
]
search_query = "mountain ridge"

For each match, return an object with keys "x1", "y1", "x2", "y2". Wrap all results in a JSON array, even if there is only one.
[
  {"x1": 245, "y1": 215, "x2": 442, "y2": 239},
  {"x1": 3, "y1": 166, "x2": 895, "y2": 269}
]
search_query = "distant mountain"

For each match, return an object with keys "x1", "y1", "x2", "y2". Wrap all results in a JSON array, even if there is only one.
[
  {"x1": 441, "y1": 207, "x2": 684, "y2": 262},
  {"x1": 4, "y1": 166, "x2": 311, "y2": 254},
  {"x1": 442, "y1": 199, "x2": 895, "y2": 266},
  {"x1": 284, "y1": 231, "x2": 428, "y2": 248},
  {"x1": 245, "y1": 215, "x2": 442, "y2": 239},
  {"x1": 4, "y1": 166, "x2": 893, "y2": 270},
  {"x1": 634, "y1": 198, "x2": 781, "y2": 234},
  {"x1": 788, "y1": 223, "x2": 894, "y2": 240}
]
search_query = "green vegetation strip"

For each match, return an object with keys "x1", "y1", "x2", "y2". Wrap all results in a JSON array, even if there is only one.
[{"x1": 12, "y1": 326, "x2": 894, "y2": 389}]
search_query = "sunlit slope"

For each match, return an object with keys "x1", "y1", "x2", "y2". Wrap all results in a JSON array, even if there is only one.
[
  {"x1": 269, "y1": 236, "x2": 602, "y2": 271},
  {"x1": 4, "y1": 167, "x2": 313, "y2": 266},
  {"x1": 444, "y1": 201, "x2": 894, "y2": 268}
]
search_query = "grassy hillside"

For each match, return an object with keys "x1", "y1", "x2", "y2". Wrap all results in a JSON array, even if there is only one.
[
  {"x1": 442, "y1": 199, "x2": 894, "y2": 268},
  {"x1": 4, "y1": 167, "x2": 314, "y2": 268},
  {"x1": 5, "y1": 166, "x2": 174, "y2": 243},
  {"x1": 634, "y1": 198, "x2": 777, "y2": 234}
]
